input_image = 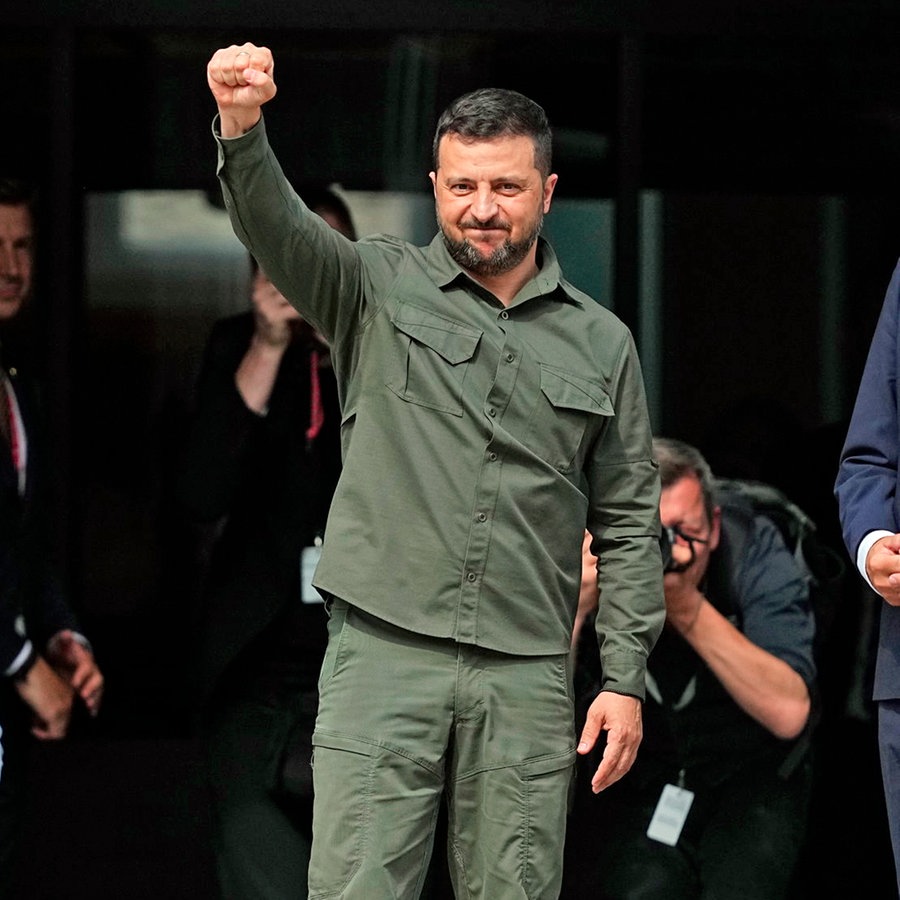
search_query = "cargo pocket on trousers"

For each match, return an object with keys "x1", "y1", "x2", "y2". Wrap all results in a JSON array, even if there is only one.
[
  {"x1": 519, "y1": 749, "x2": 577, "y2": 894},
  {"x1": 308, "y1": 731, "x2": 378, "y2": 897}
]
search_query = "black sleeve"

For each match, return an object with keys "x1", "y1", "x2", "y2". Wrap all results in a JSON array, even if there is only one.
[{"x1": 177, "y1": 315, "x2": 260, "y2": 523}]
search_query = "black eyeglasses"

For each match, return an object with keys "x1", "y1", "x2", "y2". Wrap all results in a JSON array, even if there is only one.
[{"x1": 659, "y1": 525, "x2": 710, "y2": 573}]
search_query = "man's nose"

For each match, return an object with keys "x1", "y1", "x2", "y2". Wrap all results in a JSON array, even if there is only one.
[
  {"x1": 0, "y1": 243, "x2": 18, "y2": 276},
  {"x1": 469, "y1": 187, "x2": 499, "y2": 222}
]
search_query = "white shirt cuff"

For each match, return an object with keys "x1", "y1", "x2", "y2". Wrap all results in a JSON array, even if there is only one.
[
  {"x1": 858, "y1": 530, "x2": 894, "y2": 591},
  {"x1": 5, "y1": 640, "x2": 34, "y2": 678}
]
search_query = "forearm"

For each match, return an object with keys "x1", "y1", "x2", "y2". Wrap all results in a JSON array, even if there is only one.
[
  {"x1": 234, "y1": 335, "x2": 286, "y2": 413},
  {"x1": 594, "y1": 532, "x2": 665, "y2": 700},
  {"x1": 590, "y1": 338, "x2": 665, "y2": 698},
  {"x1": 218, "y1": 106, "x2": 260, "y2": 138},
  {"x1": 681, "y1": 599, "x2": 811, "y2": 739},
  {"x1": 214, "y1": 117, "x2": 361, "y2": 343}
]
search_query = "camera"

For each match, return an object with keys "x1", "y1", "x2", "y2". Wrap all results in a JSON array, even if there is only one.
[
  {"x1": 659, "y1": 525, "x2": 677, "y2": 573},
  {"x1": 659, "y1": 524, "x2": 699, "y2": 574}
]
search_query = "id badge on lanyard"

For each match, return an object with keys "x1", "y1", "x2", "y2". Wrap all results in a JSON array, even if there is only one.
[{"x1": 299, "y1": 536, "x2": 324, "y2": 604}]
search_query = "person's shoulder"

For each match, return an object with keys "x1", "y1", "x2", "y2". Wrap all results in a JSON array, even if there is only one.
[
  {"x1": 357, "y1": 232, "x2": 414, "y2": 252},
  {"x1": 556, "y1": 277, "x2": 624, "y2": 325},
  {"x1": 560, "y1": 281, "x2": 623, "y2": 323},
  {"x1": 711, "y1": 504, "x2": 786, "y2": 609},
  {"x1": 718, "y1": 488, "x2": 782, "y2": 542},
  {"x1": 871, "y1": 256, "x2": 900, "y2": 322},
  {"x1": 718, "y1": 495, "x2": 758, "y2": 543},
  {"x1": 886, "y1": 256, "x2": 900, "y2": 298},
  {"x1": 199, "y1": 311, "x2": 255, "y2": 363},
  {"x1": 353, "y1": 232, "x2": 421, "y2": 270},
  {"x1": 571, "y1": 290, "x2": 635, "y2": 352},
  {"x1": 720, "y1": 503, "x2": 797, "y2": 586}
]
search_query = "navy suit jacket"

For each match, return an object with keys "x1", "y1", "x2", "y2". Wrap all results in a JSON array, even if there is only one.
[
  {"x1": 0, "y1": 354, "x2": 79, "y2": 677},
  {"x1": 836, "y1": 259, "x2": 900, "y2": 702}
]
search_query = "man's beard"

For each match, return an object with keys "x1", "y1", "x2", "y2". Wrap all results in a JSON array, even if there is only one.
[{"x1": 438, "y1": 210, "x2": 543, "y2": 278}]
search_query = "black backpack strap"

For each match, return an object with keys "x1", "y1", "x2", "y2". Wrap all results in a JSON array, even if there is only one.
[{"x1": 713, "y1": 485, "x2": 816, "y2": 780}]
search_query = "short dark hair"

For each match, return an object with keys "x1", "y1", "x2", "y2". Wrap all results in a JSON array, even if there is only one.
[
  {"x1": 432, "y1": 88, "x2": 553, "y2": 178},
  {"x1": 653, "y1": 436, "x2": 717, "y2": 524},
  {"x1": 0, "y1": 177, "x2": 36, "y2": 209}
]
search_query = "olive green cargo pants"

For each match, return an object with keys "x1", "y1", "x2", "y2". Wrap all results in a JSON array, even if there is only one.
[{"x1": 308, "y1": 599, "x2": 576, "y2": 899}]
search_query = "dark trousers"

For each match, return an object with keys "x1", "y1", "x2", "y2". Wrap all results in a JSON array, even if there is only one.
[
  {"x1": 0, "y1": 685, "x2": 31, "y2": 899},
  {"x1": 566, "y1": 756, "x2": 813, "y2": 900},
  {"x1": 878, "y1": 698, "x2": 900, "y2": 898},
  {"x1": 204, "y1": 686, "x2": 318, "y2": 900}
]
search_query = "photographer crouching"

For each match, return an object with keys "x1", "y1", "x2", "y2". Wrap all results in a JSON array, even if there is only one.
[{"x1": 565, "y1": 436, "x2": 816, "y2": 899}]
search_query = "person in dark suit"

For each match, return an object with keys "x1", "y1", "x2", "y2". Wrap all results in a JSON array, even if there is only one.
[
  {"x1": 0, "y1": 177, "x2": 104, "y2": 893},
  {"x1": 178, "y1": 187, "x2": 354, "y2": 899},
  {"x1": 836, "y1": 258, "x2": 900, "y2": 897}
]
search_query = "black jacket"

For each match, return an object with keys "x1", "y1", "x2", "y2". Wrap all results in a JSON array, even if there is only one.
[
  {"x1": 178, "y1": 312, "x2": 342, "y2": 705},
  {"x1": 0, "y1": 349, "x2": 79, "y2": 678}
]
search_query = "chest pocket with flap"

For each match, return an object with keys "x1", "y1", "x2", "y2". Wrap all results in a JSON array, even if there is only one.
[
  {"x1": 525, "y1": 364, "x2": 614, "y2": 470},
  {"x1": 386, "y1": 305, "x2": 482, "y2": 416}
]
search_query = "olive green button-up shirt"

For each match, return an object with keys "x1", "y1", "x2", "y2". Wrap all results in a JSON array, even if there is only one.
[{"x1": 215, "y1": 117, "x2": 664, "y2": 699}]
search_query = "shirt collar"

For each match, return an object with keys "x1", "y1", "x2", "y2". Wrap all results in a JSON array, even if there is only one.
[{"x1": 424, "y1": 235, "x2": 585, "y2": 308}]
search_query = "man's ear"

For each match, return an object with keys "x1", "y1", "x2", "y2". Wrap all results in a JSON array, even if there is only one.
[
  {"x1": 708, "y1": 506, "x2": 722, "y2": 552},
  {"x1": 543, "y1": 173, "x2": 558, "y2": 212}
]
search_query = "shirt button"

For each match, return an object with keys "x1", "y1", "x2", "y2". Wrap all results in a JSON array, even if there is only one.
[
  {"x1": 466, "y1": 572, "x2": 477, "y2": 582},
  {"x1": 476, "y1": 512, "x2": 487, "y2": 522},
  {"x1": 506, "y1": 353, "x2": 515, "y2": 362},
  {"x1": 500, "y1": 311, "x2": 509, "y2": 320},
  {"x1": 488, "y1": 452, "x2": 498, "y2": 461},
  {"x1": 488, "y1": 408, "x2": 496, "y2": 417}
]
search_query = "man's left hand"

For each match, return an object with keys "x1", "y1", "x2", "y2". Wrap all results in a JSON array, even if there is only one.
[{"x1": 576, "y1": 690, "x2": 642, "y2": 793}]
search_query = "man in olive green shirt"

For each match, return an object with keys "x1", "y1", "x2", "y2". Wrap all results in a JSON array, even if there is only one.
[{"x1": 207, "y1": 42, "x2": 665, "y2": 900}]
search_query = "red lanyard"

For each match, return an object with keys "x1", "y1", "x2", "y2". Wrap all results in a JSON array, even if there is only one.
[
  {"x1": 4, "y1": 378, "x2": 23, "y2": 486},
  {"x1": 305, "y1": 350, "x2": 324, "y2": 445}
]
